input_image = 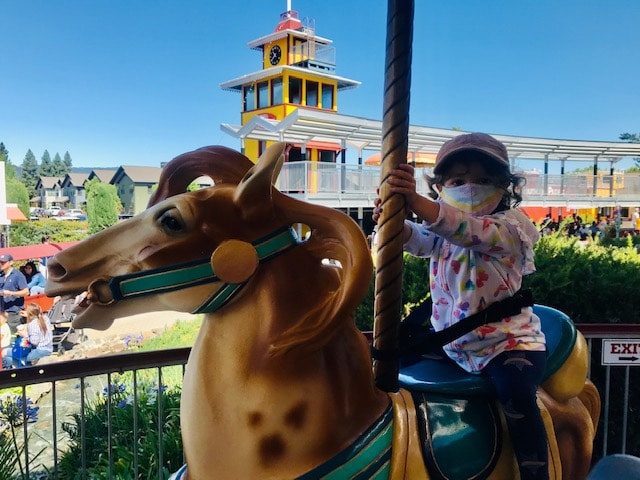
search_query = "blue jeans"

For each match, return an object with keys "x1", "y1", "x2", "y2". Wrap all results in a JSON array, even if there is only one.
[
  {"x1": 26, "y1": 348, "x2": 52, "y2": 363},
  {"x1": 2, "y1": 353, "x2": 12, "y2": 369},
  {"x1": 484, "y1": 350, "x2": 549, "y2": 480}
]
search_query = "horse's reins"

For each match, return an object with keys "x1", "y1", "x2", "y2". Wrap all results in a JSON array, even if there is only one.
[{"x1": 86, "y1": 226, "x2": 299, "y2": 314}]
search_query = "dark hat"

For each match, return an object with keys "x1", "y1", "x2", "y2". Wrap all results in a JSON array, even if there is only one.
[
  {"x1": 434, "y1": 132, "x2": 509, "y2": 175},
  {"x1": 0, "y1": 254, "x2": 14, "y2": 262}
]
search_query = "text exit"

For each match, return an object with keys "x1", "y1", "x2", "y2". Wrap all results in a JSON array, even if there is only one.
[{"x1": 602, "y1": 339, "x2": 640, "y2": 365}]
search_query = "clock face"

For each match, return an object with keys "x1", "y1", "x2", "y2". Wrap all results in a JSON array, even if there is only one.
[{"x1": 269, "y1": 45, "x2": 282, "y2": 66}]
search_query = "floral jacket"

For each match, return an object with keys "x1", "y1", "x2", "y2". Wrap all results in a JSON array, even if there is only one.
[{"x1": 404, "y1": 201, "x2": 545, "y2": 373}]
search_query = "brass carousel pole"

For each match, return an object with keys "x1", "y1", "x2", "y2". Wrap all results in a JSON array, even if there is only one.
[{"x1": 373, "y1": 0, "x2": 414, "y2": 392}]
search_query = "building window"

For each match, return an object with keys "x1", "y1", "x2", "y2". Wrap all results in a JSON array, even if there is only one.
[
  {"x1": 271, "y1": 77, "x2": 283, "y2": 105},
  {"x1": 258, "y1": 140, "x2": 267, "y2": 157},
  {"x1": 289, "y1": 77, "x2": 302, "y2": 104},
  {"x1": 257, "y1": 81, "x2": 269, "y2": 108},
  {"x1": 288, "y1": 147, "x2": 303, "y2": 162},
  {"x1": 321, "y1": 84, "x2": 334, "y2": 110},
  {"x1": 243, "y1": 85, "x2": 255, "y2": 111},
  {"x1": 306, "y1": 81, "x2": 318, "y2": 107},
  {"x1": 319, "y1": 150, "x2": 336, "y2": 163}
]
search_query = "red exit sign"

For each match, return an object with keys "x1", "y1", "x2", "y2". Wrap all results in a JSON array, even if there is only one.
[{"x1": 602, "y1": 339, "x2": 640, "y2": 365}]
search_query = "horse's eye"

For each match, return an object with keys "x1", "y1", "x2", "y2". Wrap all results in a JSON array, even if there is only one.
[{"x1": 159, "y1": 211, "x2": 184, "y2": 233}]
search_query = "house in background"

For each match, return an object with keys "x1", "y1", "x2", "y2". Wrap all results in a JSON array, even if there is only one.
[
  {"x1": 35, "y1": 176, "x2": 66, "y2": 211},
  {"x1": 29, "y1": 165, "x2": 212, "y2": 217},
  {"x1": 111, "y1": 165, "x2": 162, "y2": 215},
  {"x1": 87, "y1": 168, "x2": 117, "y2": 183},
  {"x1": 60, "y1": 172, "x2": 90, "y2": 209}
]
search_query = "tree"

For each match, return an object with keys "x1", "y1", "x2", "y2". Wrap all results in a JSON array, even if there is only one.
[
  {"x1": 1, "y1": 143, "x2": 17, "y2": 180},
  {"x1": 52, "y1": 152, "x2": 66, "y2": 177},
  {"x1": 0, "y1": 143, "x2": 8, "y2": 164},
  {"x1": 6, "y1": 178, "x2": 30, "y2": 218},
  {"x1": 619, "y1": 133, "x2": 640, "y2": 143},
  {"x1": 20, "y1": 149, "x2": 39, "y2": 199},
  {"x1": 63, "y1": 151, "x2": 73, "y2": 171},
  {"x1": 39, "y1": 150, "x2": 55, "y2": 176},
  {"x1": 85, "y1": 178, "x2": 121, "y2": 234},
  {"x1": 619, "y1": 132, "x2": 640, "y2": 168}
]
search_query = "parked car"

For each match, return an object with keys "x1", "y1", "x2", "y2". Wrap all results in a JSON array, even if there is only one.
[
  {"x1": 45, "y1": 206, "x2": 62, "y2": 216},
  {"x1": 29, "y1": 207, "x2": 45, "y2": 220},
  {"x1": 60, "y1": 208, "x2": 84, "y2": 218},
  {"x1": 55, "y1": 209, "x2": 86, "y2": 221}
]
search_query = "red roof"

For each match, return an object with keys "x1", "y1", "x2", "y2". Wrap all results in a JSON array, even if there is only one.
[
  {"x1": 275, "y1": 18, "x2": 302, "y2": 32},
  {"x1": 0, "y1": 242, "x2": 80, "y2": 261}
]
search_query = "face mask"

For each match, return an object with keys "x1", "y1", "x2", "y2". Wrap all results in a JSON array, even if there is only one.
[{"x1": 439, "y1": 183, "x2": 504, "y2": 216}]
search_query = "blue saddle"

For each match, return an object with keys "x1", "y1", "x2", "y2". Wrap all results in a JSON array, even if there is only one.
[
  {"x1": 398, "y1": 305, "x2": 576, "y2": 478},
  {"x1": 398, "y1": 304, "x2": 577, "y2": 396}
]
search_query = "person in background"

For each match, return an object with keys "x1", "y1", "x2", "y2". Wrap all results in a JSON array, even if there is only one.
[
  {"x1": 23, "y1": 261, "x2": 47, "y2": 295},
  {"x1": 0, "y1": 254, "x2": 30, "y2": 335},
  {"x1": 18, "y1": 302, "x2": 53, "y2": 365},
  {"x1": 375, "y1": 132, "x2": 548, "y2": 479},
  {"x1": 0, "y1": 311, "x2": 11, "y2": 369},
  {"x1": 633, "y1": 207, "x2": 640, "y2": 235},
  {"x1": 40, "y1": 234, "x2": 51, "y2": 274}
]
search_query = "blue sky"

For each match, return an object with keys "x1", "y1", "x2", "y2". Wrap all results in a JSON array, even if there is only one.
[{"x1": 2, "y1": 0, "x2": 639, "y2": 173}]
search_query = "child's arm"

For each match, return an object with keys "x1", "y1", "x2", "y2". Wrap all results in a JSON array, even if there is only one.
[{"x1": 385, "y1": 164, "x2": 440, "y2": 232}]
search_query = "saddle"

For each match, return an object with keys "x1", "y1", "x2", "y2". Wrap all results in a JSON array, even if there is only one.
[{"x1": 397, "y1": 304, "x2": 575, "y2": 479}]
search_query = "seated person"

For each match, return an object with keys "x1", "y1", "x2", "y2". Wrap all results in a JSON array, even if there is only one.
[
  {"x1": 1, "y1": 312, "x2": 11, "y2": 369},
  {"x1": 23, "y1": 261, "x2": 47, "y2": 295},
  {"x1": 21, "y1": 303, "x2": 53, "y2": 364},
  {"x1": 2, "y1": 303, "x2": 53, "y2": 368}
]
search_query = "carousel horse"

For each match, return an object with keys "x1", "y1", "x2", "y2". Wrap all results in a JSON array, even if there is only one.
[{"x1": 45, "y1": 143, "x2": 600, "y2": 479}]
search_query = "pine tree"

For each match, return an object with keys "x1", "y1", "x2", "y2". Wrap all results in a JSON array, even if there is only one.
[
  {"x1": 0, "y1": 142, "x2": 7, "y2": 163},
  {"x1": 63, "y1": 151, "x2": 73, "y2": 171},
  {"x1": 39, "y1": 150, "x2": 55, "y2": 176},
  {"x1": 0, "y1": 142, "x2": 17, "y2": 179},
  {"x1": 20, "y1": 149, "x2": 40, "y2": 199},
  {"x1": 52, "y1": 152, "x2": 66, "y2": 176}
]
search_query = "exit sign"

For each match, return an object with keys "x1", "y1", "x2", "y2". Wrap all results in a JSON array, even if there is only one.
[{"x1": 602, "y1": 339, "x2": 640, "y2": 366}]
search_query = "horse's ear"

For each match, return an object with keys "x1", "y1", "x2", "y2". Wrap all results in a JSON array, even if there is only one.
[
  {"x1": 233, "y1": 142, "x2": 286, "y2": 222},
  {"x1": 149, "y1": 146, "x2": 254, "y2": 206}
]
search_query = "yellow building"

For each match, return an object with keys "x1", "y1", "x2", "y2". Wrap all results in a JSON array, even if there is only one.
[{"x1": 220, "y1": 6, "x2": 360, "y2": 163}]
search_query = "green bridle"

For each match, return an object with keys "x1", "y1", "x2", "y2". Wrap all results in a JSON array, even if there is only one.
[{"x1": 90, "y1": 226, "x2": 299, "y2": 314}]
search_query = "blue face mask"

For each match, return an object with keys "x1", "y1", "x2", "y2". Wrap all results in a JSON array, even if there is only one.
[{"x1": 439, "y1": 183, "x2": 504, "y2": 216}]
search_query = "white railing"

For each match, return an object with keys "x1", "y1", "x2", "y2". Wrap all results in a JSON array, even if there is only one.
[{"x1": 275, "y1": 162, "x2": 640, "y2": 208}]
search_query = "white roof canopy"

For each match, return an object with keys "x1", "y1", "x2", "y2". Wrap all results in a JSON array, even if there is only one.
[{"x1": 221, "y1": 108, "x2": 640, "y2": 163}]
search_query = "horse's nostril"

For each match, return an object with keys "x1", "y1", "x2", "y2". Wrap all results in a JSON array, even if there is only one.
[{"x1": 46, "y1": 260, "x2": 67, "y2": 280}]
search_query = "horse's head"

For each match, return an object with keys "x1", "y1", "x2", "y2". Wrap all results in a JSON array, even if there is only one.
[{"x1": 45, "y1": 143, "x2": 373, "y2": 353}]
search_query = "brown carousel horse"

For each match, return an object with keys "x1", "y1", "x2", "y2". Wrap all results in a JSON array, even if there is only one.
[{"x1": 45, "y1": 143, "x2": 600, "y2": 479}]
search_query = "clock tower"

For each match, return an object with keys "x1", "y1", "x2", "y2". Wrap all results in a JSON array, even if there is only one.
[{"x1": 220, "y1": 3, "x2": 360, "y2": 162}]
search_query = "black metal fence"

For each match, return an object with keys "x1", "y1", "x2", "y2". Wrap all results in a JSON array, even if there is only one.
[{"x1": 1, "y1": 325, "x2": 639, "y2": 478}]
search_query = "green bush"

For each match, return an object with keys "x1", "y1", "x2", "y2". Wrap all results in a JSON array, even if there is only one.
[
  {"x1": 57, "y1": 377, "x2": 184, "y2": 479},
  {"x1": 523, "y1": 234, "x2": 640, "y2": 324},
  {"x1": 357, "y1": 234, "x2": 640, "y2": 327},
  {"x1": 10, "y1": 220, "x2": 89, "y2": 246},
  {"x1": 355, "y1": 254, "x2": 430, "y2": 330}
]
